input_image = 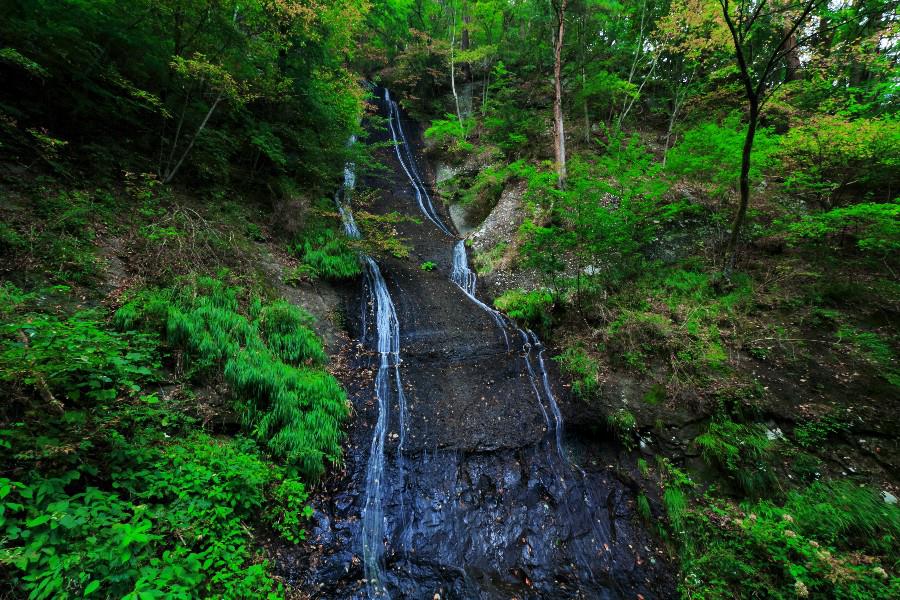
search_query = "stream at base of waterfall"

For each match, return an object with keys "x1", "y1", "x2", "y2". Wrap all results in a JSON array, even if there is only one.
[{"x1": 284, "y1": 88, "x2": 673, "y2": 599}]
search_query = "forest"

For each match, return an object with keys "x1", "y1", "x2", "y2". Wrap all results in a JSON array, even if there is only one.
[{"x1": 0, "y1": 0, "x2": 898, "y2": 598}]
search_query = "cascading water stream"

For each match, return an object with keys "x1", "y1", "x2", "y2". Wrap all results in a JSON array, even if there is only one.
[
  {"x1": 450, "y1": 241, "x2": 510, "y2": 349},
  {"x1": 360, "y1": 255, "x2": 404, "y2": 599},
  {"x1": 335, "y1": 137, "x2": 405, "y2": 599},
  {"x1": 383, "y1": 93, "x2": 622, "y2": 589},
  {"x1": 384, "y1": 89, "x2": 454, "y2": 238}
]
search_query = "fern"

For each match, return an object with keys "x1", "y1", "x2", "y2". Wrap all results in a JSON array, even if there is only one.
[{"x1": 116, "y1": 276, "x2": 347, "y2": 479}]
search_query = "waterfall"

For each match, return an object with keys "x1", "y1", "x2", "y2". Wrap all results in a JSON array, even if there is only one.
[
  {"x1": 335, "y1": 137, "x2": 402, "y2": 599},
  {"x1": 449, "y1": 241, "x2": 510, "y2": 349},
  {"x1": 384, "y1": 89, "x2": 453, "y2": 237},
  {"x1": 360, "y1": 255, "x2": 403, "y2": 599}
]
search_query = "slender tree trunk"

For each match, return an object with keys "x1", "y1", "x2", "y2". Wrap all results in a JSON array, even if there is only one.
[
  {"x1": 726, "y1": 95, "x2": 758, "y2": 269},
  {"x1": 618, "y1": 51, "x2": 659, "y2": 128},
  {"x1": 450, "y1": 4, "x2": 465, "y2": 137},
  {"x1": 552, "y1": 0, "x2": 568, "y2": 188},
  {"x1": 163, "y1": 93, "x2": 222, "y2": 184}
]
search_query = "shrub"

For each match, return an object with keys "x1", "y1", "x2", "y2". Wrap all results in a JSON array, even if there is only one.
[
  {"x1": 778, "y1": 115, "x2": 900, "y2": 206},
  {"x1": 292, "y1": 227, "x2": 361, "y2": 280},
  {"x1": 555, "y1": 344, "x2": 600, "y2": 401},
  {"x1": 116, "y1": 276, "x2": 347, "y2": 478},
  {"x1": 420, "y1": 261, "x2": 436, "y2": 271},
  {"x1": 0, "y1": 310, "x2": 159, "y2": 406},
  {"x1": 788, "y1": 200, "x2": 899, "y2": 256},
  {"x1": 696, "y1": 420, "x2": 775, "y2": 497},
  {"x1": 676, "y1": 482, "x2": 900, "y2": 599},
  {"x1": 606, "y1": 408, "x2": 637, "y2": 449},
  {"x1": 667, "y1": 113, "x2": 778, "y2": 199},
  {"x1": 0, "y1": 434, "x2": 292, "y2": 599},
  {"x1": 424, "y1": 114, "x2": 474, "y2": 155},
  {"x1": 493, "y1": 288, "x2": 554, "y2": 331}
]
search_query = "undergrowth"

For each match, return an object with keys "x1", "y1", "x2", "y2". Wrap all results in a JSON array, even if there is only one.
[
  {"x1": 0, "y1": 283, "x2": 321, "y2": 598},
  {"x1": 116, "y1": 275, "x2": 348, "y2": 479}
]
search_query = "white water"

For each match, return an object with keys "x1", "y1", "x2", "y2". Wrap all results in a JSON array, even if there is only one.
[
  {"x1": 384, "y1": 89, "x2": 453, "y2": 237},
  {"x1": 335, "y1": 137, "x2": 401, "y2": 599},
  {"x1": 449, "y1": 241, "x2": 510, "y2": 349},
  {"x1": 360, "y1": 255, "x2": 403, "y2": 599}
]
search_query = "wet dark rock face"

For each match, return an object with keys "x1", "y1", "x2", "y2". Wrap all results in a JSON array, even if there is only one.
[{"x1": 286, "y1": 91, "x2": 674, "y2": 599}]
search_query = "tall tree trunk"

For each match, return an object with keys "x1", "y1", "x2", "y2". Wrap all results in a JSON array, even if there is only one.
[
  {"x1": 552, "y1": 0, "x2": 567, "y2": 188},
  {"x1": 449, "y1": 4, "x2": 465, "y2": 137},
  {"x1": 782, "y1": 26, "x2": 801, "y2": 81},
  {"x1": 726, "y1": 95, "x2": 758, "y2": 269}
]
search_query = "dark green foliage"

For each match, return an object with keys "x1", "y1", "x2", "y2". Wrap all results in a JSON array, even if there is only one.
[
  {"x1": 0, "y1": 309, "x2": 158, "y2": 406},
  {"x1": 0, "y1": 0, "x2": 367, "y2": 194},
  {"x1": 0, "y1": 434, "x2": 295, "y2": 599},
  {"x1": 0, "y1": 187, "x2": 115, "y2": 283},
  {"x1": 0, "y1": 285, "x2": 318, "y2": 598},
  {"x1": 794, "y1": 413, "x2": 851, "y2": 448},
  {"x1": 117, "y1": 276, "x2": 347, "y2": 479}
]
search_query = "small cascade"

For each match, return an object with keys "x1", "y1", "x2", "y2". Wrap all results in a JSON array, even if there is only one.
[
  {"x1": 335, "y1": 135, "x2": 361, "y2": 240},
  {"x1": 449, "y1": 241, "x2": 509, "y2": 349},
  {"x1": 450, "y1": 240, "x2": 476, "y2": 294},
  {"x1": 334, "y1": 138, "x2": 404, "y2": 599},
  {"x1": 360, "y1": 255, "x2": 403, "y2": 599},
  {"x1": 383, "y1": 89, "x2": 453, "y2": 237}
]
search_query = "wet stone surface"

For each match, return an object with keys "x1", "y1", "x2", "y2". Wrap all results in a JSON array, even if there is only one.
[{"x1": 285, "y1": 90, "x2": 674, "y2": 599}]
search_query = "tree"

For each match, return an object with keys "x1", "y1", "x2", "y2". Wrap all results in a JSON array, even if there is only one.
[
  {"x1": 551, "y1": 0, "x2": 568, "y2": 188},
  {"x1": 717, "y1": 0, "x2": 826, "y2": 269}
]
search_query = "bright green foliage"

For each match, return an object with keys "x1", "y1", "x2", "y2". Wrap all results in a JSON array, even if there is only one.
[
  {"x1": 425, "y1": 115, "x2": 475, "y2": 154},
  {"x1": 696, "y1": 420, "x2": 775, "y2": 497},
  {"x1": 420, "y1": 261, "x2": 437, "y2": 271},
  {"x1": 117, "y1": 276, "x2": 347, "y2": 478},
  {"x1": 0, "y1": 311, "x2": 158, "y2": 405},
  {"x1": 788, "y1": 201, "x2": 900, "y2": 255},
  {"x1": 266, "y1": 478, "x2": 314, "y2": 544},
  {"x1": 675, "y1": 482, "x2": 900, "y2": 599},
  {"x1": 481, "y1": 62, "x2": 546, "y2": 158},
  {"x1": 0, "y1": 285, "x2": 318, "y2": 598},
  {"x1": 779, "y1": 116, "x2": 900, "y2": 205},
  {"x1": 516, "y1": 132, "x2": 672, "y2": 309},
  {"x1": 493, "y1": 289, "x2": 554, "y2": 331},
  {"x1": 555, "y1": 344, "x2": 600, "y2": 402},
  {"x1": 0, "y1": 434, "x2": 294, "y2": 599},
  {"x1": 444, "y1": 165, "x2": 511, "y2": 224},
  {"x1": 293, "y1": 228, "x2": 362, "y2": 280},
  {"x1": 666, "y1": 113, "x2": 777, "y2": 198}
]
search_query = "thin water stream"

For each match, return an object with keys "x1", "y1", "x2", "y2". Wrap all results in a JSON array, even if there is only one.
[{"x1": 300, "y1": 88, "x2": 672, "y2": 599}]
